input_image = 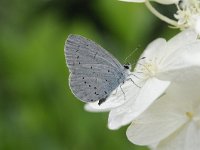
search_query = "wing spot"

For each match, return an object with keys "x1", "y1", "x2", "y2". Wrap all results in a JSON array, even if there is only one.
[
  {"x1": 82, "y1": 77, "x2": 84, "y2": 79},
  {"x1": 76, "y1": 50, "x2": 79, "y2": 52},
  {"x1": 105, "y1": 79, "x2": 108, "y2": 81},
  {"x1": 89, "y1": 85, "x2": 91, "y2": 87},
  {"x1": 84, "y1": 81, "x2": 87, "y2": 84},
  {"x1": 104, "y1": 91, "x2": 107, "y2": 94},
  {"x1": 108, "y1": 70, "x2": 110, "y2": 72},
  {"x1": 86, "y1": 44, "x2": 89, "y2": 46},
  {"x1": 78, "y1": 62, "x2": 80, "y2": 64},
  {"x1": 94, "y1": 87, "x2": 97, "y2": 89},
  {"x1": 91, "y1": 66, "x2": 93, "y2": 69},
  {"x1": 94, "y1": 52, "x2": 98, "y2": 58}
]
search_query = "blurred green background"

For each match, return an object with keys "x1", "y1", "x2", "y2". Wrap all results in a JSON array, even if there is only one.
[{"x1": 0, "y1": 0, "x2": 177, "y2": 150}]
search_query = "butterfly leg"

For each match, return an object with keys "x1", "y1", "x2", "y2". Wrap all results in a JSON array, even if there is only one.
[
  {"x1": 129, "y1": 73, "x2": 140, "y2": 79},
  {"x1": 120, "y1": 83, "x2": 126, "y2": 101},
  {"x1": 126, "y1": 77, "x2": 141, "y2": 88}
]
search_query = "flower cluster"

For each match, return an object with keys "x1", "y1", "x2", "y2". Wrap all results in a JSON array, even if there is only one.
[
  {"x1": 127, "y1": 77, "x2": 200, "y2": 150},
  {"x1": 85, "y1": 1, "x2": 200, "y2": 150},
  {"x1": 121, "y1": 0, "x2": 200, "y2": 34},
  {"x1": 175, "y1": 0, "x2": 200, "y2": 33}
]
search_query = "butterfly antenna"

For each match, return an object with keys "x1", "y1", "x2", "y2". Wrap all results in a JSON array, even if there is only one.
[
  {"x1": 124, "y1": 46, "x2": 140, "y2": 64},
  {"x1": 131, "y1": 56, "x2": 146, "y2": 67}
]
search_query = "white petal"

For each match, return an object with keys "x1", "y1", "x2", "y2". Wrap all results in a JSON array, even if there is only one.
[
  {"x1": 182, "y1": 42, "x2": 200, "y2": 66},
  {"x1": 108, "y1": 77, "x2": 170, "y2": 130},
  {"x1": 140, "y1": 38, "x2": 166, "y2": 61},
  {"x1": 148, "y1": 143, "x2": 159, "y2": 150},
  {"x1": 84, "y1": 103, "x2": 110, "y2": 112},
  {"x1": 164, "y1": 80, "x2": 200, "y2": 118},
  {"x1": 126, "y1": 81, "x2": 200, "y2": 146},
  {"x1": 158, "y1": 66, "x2": 200, "y2": 83},
  {"x1": 165, "y1": 41, "x2": 200, "y2": 69},
  {"x1": 194, "y1": 16, "x2": 200, "y2": 34},
  {"x1": 84, "y1": 93, "x2": 124, "y2": 112},
  {"x1": 126, "y1": 94, "x2": 188, "y2": 145},
  {"x1": 127, "y1": 114, "x2": 186, "y2": 146},
  {"x1": 163, "y1": 30, "x2": 198, "y2": 61},
  {"x1": 157, "y1": 41, "x2": 200, "y2": 81},
  {"x1": 156, "y1": 122, "x2": 200, "y2": 150}
]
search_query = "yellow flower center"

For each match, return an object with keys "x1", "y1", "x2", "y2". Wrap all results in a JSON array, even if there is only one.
[
  {"x1": 135, "y1": 59, "x2": 158, "y2": 79},
  {"x1": 185, "y1": 110, "x2": 200, "y2": 123},
  {"x1": 186, "y1": 111, "x2": 194, "y2": 120}
]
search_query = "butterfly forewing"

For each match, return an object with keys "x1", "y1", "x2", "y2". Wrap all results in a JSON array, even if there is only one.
[{"x1": 65, "y1": 34, "x2": 126, "y2": 103}]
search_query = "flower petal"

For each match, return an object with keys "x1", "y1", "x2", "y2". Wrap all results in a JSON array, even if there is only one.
[
  {"x1": 163, "y1": 42, "x2": 200, "y2": 69},
  {"x1": 157, "y1": 42, "x2": 200, "y2": 81},
  {"x1": 194, "y1": 16, "x2": 200, "y2": 34},
  {"x1": 156, "y1": 122, "x2": 200, "y2": 150},
  {"x1": 126, "y1": 95, "x2": 188, "y2": 145},
  {"x1": 182, "y1": 42, "x2": 200, "y2": 66},
  {"x1": 126, "y1": 80, "x2": 200, "y2": 145},
  {"x1": 108, "y1": 77, "x2": 170, "y2": 130},
  {"x1": 164, "y1": 30, "x2": 198, "y2": 61},
  {"x1": 140, "y1": 38, "x2": 166, "y2": 61}
]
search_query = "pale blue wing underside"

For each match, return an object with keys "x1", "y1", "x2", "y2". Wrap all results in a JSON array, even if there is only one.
[{"x1": 65, "y1": 34, "x2": 127, "y2": 103}]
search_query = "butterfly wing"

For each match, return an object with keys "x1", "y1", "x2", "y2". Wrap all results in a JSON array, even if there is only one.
[{"x1": 65, "y1": 34, "x2": 126, "y2": 103}]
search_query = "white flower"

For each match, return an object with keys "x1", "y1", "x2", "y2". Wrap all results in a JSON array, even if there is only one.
[
  {"x1": 174, "y1": 0, "x2": 200, "y2": 33},
  {"x1": 85, "y1": 29, "x2": 200, "y2": 130},
  {"x1": 121, "y1": 0, "x2": 200, "y2": 33},
  {"x1": 126, "y1": 71, "x2": 200, "y2": 150},
  {"x1": 119, "y1": 0, "x2": 179, "y2": 5},
  {"x1": 193, "y1": 15, "x2": 200, "y2": 34}
]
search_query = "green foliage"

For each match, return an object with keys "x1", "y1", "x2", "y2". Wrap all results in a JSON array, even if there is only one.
[{"x1": 0, "y1": 0, "x2": 176, "y2": 149}]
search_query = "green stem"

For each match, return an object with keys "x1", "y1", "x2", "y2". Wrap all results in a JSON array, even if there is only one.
[{"x1": 145, "y1": 0, "x2": 178, "y2": 27}]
